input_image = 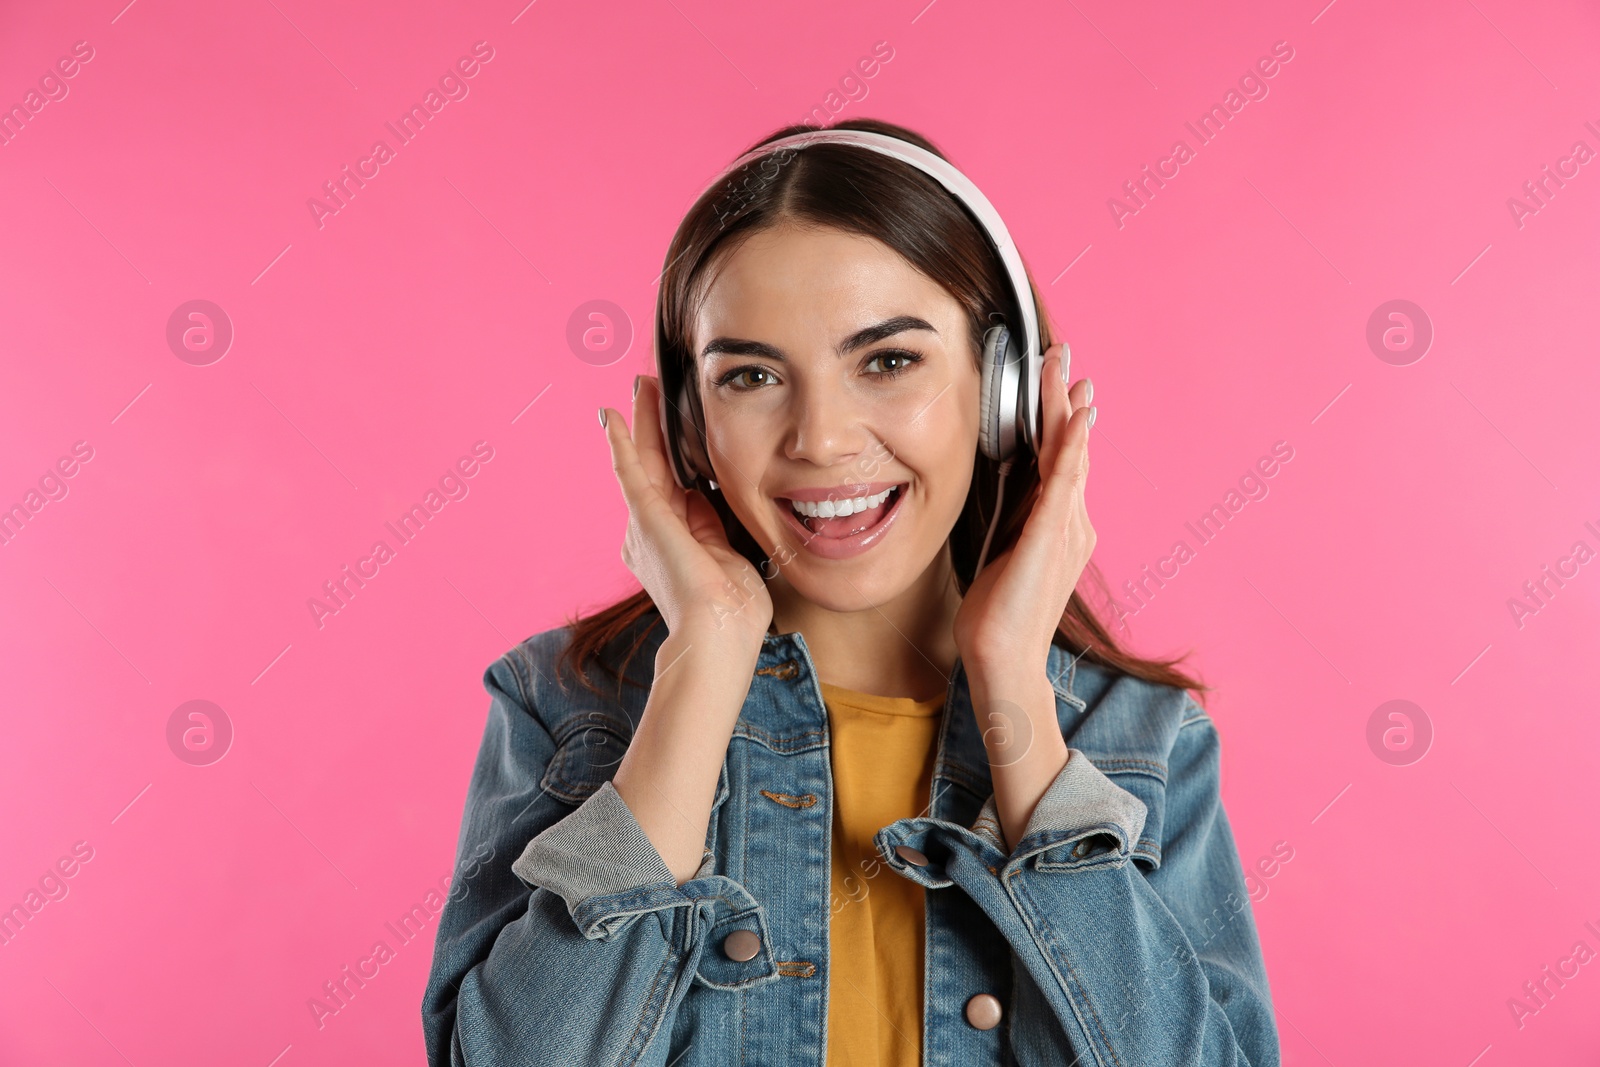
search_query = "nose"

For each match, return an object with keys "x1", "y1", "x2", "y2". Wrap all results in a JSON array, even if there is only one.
[{"x1": 783, "y1": 377, "x2": 874, "y2": 468}]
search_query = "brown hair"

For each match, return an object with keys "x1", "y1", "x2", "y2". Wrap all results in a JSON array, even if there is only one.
[{"x1": 557, "y1": 117, "x2": 1209, "y2": 706}]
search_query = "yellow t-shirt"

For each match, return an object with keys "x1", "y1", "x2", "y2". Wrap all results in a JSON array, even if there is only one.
[{"x1": 820, "y1": 681, "x2": 944, "y2": 1067}]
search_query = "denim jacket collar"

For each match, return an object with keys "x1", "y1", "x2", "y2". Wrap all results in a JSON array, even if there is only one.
[
  {"x1": 609, "y1": 620, "x2": 1168, "y2": 866},
  {"x1": 631, "y1": 625, "x2": 1165, "y2": 868},
  {"x1": 723, "y1": 629, "x2": 999, "y2": 801}
]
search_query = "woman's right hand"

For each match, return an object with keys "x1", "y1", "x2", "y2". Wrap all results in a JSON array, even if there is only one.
[{"x1": 599, "y1": 375, "x2": 773, "y2": 646}]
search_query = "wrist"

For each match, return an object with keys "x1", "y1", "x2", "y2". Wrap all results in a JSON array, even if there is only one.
[
  {"x1": 657, "y1": 624, "x2": 765, "y2": 677},
  {"x1": 961, "y1": 644, "x2": 1054, "y2": 689}
]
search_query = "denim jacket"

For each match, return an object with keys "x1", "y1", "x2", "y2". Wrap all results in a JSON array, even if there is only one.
[{"x1": 422, "y1": 612, "x2": 1281, "y2": 1066}]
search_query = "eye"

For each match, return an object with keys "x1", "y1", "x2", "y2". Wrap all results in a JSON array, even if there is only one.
[
  {"x1": 864, "y1": 349, "x2": 924, "y2": 379},
  {"x1": 713, "y1": 364, "x2": 780, "y2": 390}
]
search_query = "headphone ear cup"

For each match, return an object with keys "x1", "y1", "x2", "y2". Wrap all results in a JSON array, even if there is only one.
[
  {"x1": 657, "y1": 380, "x2": 692, "y2": 490},
  {"x1": 979, "y1": 325, "x2": 1013, "y2": 462},
  {"x1": 666, "y1": 381, "x2": 714, "y2": 490}
]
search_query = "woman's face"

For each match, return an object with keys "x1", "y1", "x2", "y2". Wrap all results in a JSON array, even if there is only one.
[{"x1": 690, "y1": 222, "x2": 981, "y2": 614}]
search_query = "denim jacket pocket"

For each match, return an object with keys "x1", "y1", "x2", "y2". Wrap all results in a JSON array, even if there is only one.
[{"x1": 539, "y1": 712, "x2": 632, "y2": 805}]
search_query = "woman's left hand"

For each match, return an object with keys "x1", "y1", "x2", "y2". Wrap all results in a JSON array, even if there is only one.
[{"x1": 952, "y1": 343, "x2": 1096, "y2": 672}]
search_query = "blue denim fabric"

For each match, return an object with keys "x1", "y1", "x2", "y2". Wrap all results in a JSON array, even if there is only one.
[{"x1": 422, "y1": 613, "x2": 1281, "y2": 1066}]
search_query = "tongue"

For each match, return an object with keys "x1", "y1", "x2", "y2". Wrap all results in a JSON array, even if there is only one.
[{"x1": 802, "y1": 492, "x2": 893, "y2": 538}]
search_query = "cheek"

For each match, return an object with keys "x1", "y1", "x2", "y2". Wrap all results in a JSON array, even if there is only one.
[
  {"x1": 702, "y1": 417, "x2": 779, "y2": 535},
  {"x1": 902, "y1": 426, "x2": 976, "y2": 520},
  {"x1": 702, "y1": 390, "x2": 775, "y2": 452}
]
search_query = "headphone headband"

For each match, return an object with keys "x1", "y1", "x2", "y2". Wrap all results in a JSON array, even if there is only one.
[
  {"x1": 712, "y1": 129, "x2": 1041, "y2": 368},
  {"x1": 656, "y1": 128, "x2": 1046, "y2": 491}
]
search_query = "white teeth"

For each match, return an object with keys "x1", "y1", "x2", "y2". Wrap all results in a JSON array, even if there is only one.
[{"x1": 788, "y1": 486, "x2": 896, "y2": 519}]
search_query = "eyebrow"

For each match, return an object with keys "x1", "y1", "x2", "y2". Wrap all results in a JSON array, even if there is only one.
[{"x1": 699, "y1": 315, "x2": 938, "y2": 362}]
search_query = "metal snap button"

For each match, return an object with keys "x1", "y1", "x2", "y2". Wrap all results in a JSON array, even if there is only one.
[
  {"x1": 965, "y1": 992, "x2": 1003, "y2": 1030},
  {"x1": 894, "y1": 844, "x2": 929, "y2": 868},
  {"x1": 722, "y1": 929, "x2": 761, "y2": 962}
]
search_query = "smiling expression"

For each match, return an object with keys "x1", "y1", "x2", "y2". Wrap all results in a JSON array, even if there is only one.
[{"x1": 691, "y1": 222, "x2": 982, "y2": 613}]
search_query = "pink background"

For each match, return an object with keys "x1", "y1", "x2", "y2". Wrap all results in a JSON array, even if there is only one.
[{"x1": 3, "y1": 0, "x2": 1598, "y2": 1063}]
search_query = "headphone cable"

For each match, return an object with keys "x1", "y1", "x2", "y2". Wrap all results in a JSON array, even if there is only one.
[{"x1": 974, "y1": 457, "x2": 1013, "y2": 578}]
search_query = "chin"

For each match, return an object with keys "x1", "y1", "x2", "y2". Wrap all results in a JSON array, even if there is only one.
[{"x1": 781, "y1": 559, "x2": 918, "y2": 611}]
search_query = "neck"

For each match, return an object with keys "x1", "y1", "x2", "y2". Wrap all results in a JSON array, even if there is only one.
[{"x1": 768, "y1": 547, "x2": 962, "y2": 702}]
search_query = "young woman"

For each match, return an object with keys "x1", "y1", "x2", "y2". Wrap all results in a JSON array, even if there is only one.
[{"x1": 422, "y1": 118, "x2": 1280, "y2": 1067}]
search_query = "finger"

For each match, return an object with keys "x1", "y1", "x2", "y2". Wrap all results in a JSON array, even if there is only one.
[
  {"x1": 601, "y1": 401, "x2": 683, "y2": 531},
  {"x1": 1067, "y1": 377, "x2": 1090, "y2": 410},
  {"x1": 632, "y1": 375, "x2": 679, "y2": 500},
  {"x1": 1038, "y1": 384, "x2": 1092, "y2": 511},
  {"x1": 1038, "y1": 345, "x2": 1075, "y2": 482},
  {"x1": 1070, "y1": 434, "x2": 1096, "y2": 557}
]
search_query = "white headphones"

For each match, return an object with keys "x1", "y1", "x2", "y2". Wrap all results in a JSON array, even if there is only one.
[{"x1": 656, "y1": 128, "x2": 1060, "y2": 573}]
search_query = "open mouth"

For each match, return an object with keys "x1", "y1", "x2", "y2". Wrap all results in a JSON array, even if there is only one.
[{"x1": 774, "y1": 483, "x2": 908, "y2": 559}]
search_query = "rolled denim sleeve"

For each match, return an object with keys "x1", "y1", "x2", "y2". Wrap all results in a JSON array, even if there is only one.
[
  {"x1": 962, "y1": 745, "x2": 1150, "y2": 866},
  {"x1": 421, "y1": 646, "x2": 772, "y2": 1067},
  {"x1": 511, "y1": 779, "x2": 723, "y2": 940},
  {"x1": 875, "y1": 706, "x2": 1280, "y2": 1067}
]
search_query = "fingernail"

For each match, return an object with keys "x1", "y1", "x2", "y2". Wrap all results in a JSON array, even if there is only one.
[
  {"x1": 1059, "y1": 352, "x2": 1069, "y2": 384},
  {"x1": 633, "y1": 375, "x2": 641, "y2": 401},
  {"x1": 598, "y1": 406, "x2": 608, "y2": 429},
  {"x1": 1088, "y1": 406, "x2": 1098, "y2": 428},
  {"x1": 1085, "y1": 378, "x2": 1094, "y2": 404}
]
